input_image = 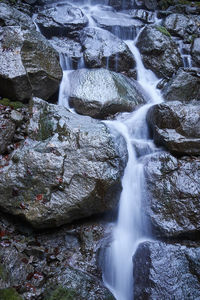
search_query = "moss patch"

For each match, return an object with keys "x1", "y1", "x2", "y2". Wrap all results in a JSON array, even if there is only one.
[
  {"x1": 156, "y1": 26, "x2": 171, "y2": 38},
  {"x1": 0, "y1": 98, "x2": 24, "y2": 109},
  {"x1": 0, "y1": 288, "x2": 22, "y2": 300},
  {"x1": 47, "y1": 286, "x2": 78, "y2": 300},
  {"x1": 0, "y1": 264, "x2": 8, "y2": 281}
]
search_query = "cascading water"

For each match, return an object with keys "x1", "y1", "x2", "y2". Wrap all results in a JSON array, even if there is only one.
[{"x1": 102, "y1": 39, "x2": 163, "y2": 300}]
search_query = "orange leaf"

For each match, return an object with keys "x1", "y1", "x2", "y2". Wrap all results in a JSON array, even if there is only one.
[{"x1": 36, "y1": 194, "x2": 43, "y2": 201}]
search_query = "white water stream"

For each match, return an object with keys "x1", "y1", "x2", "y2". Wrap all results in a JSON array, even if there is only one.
[{"x1": 102, "y1": 40, "x2": 163, "y2": 300}]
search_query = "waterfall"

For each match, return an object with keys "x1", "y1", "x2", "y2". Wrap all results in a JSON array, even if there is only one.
[{"x1": 102, "y1": 40, "x2": 163, "y2": 300}]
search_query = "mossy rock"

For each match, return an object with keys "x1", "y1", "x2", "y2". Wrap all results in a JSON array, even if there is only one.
[
  {"x1": 158, "y1": 0, "x2": 174, "y2": 10},
  {"x1": 0, "y1": 98, "x2": 24, "y2": 109},
  {"x1": 47, "y1": 286, "x2": 78, "y2": 300},
  {"x1": 0, "y1": 288, "x2": 23, "y2": 300},
  {"x1": 155, "y1": 26, "x2": 171, "y2": 38},
  {"x1": 0, "y1": 263, "x2": 9, "y2": 281}
]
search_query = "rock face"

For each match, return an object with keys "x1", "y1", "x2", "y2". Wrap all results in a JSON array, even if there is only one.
[
  {"x1": 192, "y1": 38, "x2": 200, "y2": 67},
  {"x1": 136, "y1": 25, "x2": 183, "y2": 78},
  {"x1": 92, "y1": 10, "x2": 144, "y2": 39},
  {"x1": 127, "y1": 9, "x2": 156, "y2": 24},
  {"x1": 162, "y1": 69, "x2": 200, "y2": 102},
  {"x1": 49, "y1": 37, "x2": 83, "y2": 69},
  {"x1": 35, "y1": 4, "x2": 88, "y2": 39},
  {"x1": 108, "y1": 0, "x2": 135, "y2": 10},
  {"x1": 133, "y1": 241, "x2": 200, "y2": 300},
  {"x1": 0, "y1": 112, "x2": 16, "y2": 154},
  {"x1": 68, "y1": 68, "x2": 147, "y2": 119},
  {"x1": 147, "y1": 101, "x2": 200, "y2": 155},
  {"x1": 80, "y1": 27, "x2": 135, "y2": 72},
  {"x1": 163, "y1": 13, "x2": 198, "y2": 39},
  {"x1": 0, "y1": 26, "x2": 62, "y2": 102},
  {"x1": 144, "y1": 152, "x2": 200, "y2": 239},
  {"x1": 0, "y1": 212, "x2": 114, "y2": 299},
  {"x1": 0, "y1": 98, "x2": 127, "y2": 228},
  {"x1": 0, "y1": 2, "x2": 35, "y2": 29}
]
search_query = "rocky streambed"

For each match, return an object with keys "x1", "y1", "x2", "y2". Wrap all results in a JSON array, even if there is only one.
[{"x1": 0, "y1": 0, "x2": 200, "y2": 299}]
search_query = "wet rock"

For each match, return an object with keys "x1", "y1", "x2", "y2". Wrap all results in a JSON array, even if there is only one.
[
  {"x1": 0, "y1": 3, "x2": 35, "y2": 29},
  {"x1": 138, "y1": 0, "x2": 157, "y2": 10},
  {"x1": 0, "y1": 26, "x2": 62, "y2": 102},
  {"x1": 92, "y1": 10, "x2": 144, "y2": 40},
  {"x1": 147, "y1": 101, "x2": 200, "y2": 155},
  {"x1": 0, "y1": 213, "x2": 114, "y2": 299},
  {"x1": 162, "y1": 69, "x2": 200, "y2": 102},
  {"x1": 192, "y1": 38, "x2": 200, "y2": 67},
  {"x1": 49, "y1": 37, "x2": 83, "y2": 69},
  {"x1": 136, "y1": 25, "x2": 183, "y2": 78},
  {"x1": 108, "y1": 0, "x2": 135, "y2": 10},
  {"x1": 68, "y1": 68, "x2": 147, "y2": 119},
  {"x1": 163, "y1": 13, "x2": 198, "y2": 40},
  {"x1": 0, "y1": 115, "x2": 15, "y2": 155},
  {"x1": 35, "y1": 4, "x2": 88, "y2": 39},
  {"x1": 126, "y1": 9, "x2": 156, "y2": 24},
  {"x1": 80, "y1": 27, "x2": 135, "y2": 72},
  {"x1": 0, "y1": 98, "x2": 127, "y2": 228},
  {"x1": 133, "y1": 241, "x2": 200, "y2": 299},
  {"x1": 144, "y1": 152, "x2": 200, "y2": 238}
]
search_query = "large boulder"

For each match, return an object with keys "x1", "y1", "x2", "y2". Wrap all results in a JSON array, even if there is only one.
[
  {"x1": 92, "y1": 10, "x2": 144, "y2": 39},
  {"x1": 192, "y1": 38, "x2": 200, "y2": 67},
  {"x1": 133, "y1": 241, "x2": 200, "y2": 299},
  {"x1": 144, "y1": 152, "x2": 200, "y2": 239},
  {"x1": 67, "y1": 68, "x2": 147, "y2": 119},
  {"x1": 35, "y1": 4, "x2": 88, "y2": 39},
  {"x1": 163, "y1": 13, "x2": 198, "y2": 40},
  {"x1": 80, "y1": 27, "x2": 135, "y2": 72},
  {"x1": 0, "y1": 98, "x2": 127, "y2": 228},
  {"x1": 0, "y1": 26, "x2": 62, "y2": 102},
  {"x1": 0, "y1": 2, "x2": 35, "y2": 29},
  {"x1": 147, "y1": 101, "x2": 200, "y2": 155},
  {"x1": 136, "y1": 25, "x2": 183, "y2": 78},
  {"x1": 162, "y1": 69, "x2": 200, "y2": 102},
  {"x1": 0, "y1": 212, "x2": 114, "y2": 299}
]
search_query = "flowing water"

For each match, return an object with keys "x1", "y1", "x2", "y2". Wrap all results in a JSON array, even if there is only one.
[{"x1": 102, "y1": 40, "x2": 163, "y2": 300}]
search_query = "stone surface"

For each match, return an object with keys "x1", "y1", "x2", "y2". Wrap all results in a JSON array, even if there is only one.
[
  {"x1": 133, "y1": 240, "x2": 200, "y2": 300},
  {"x1": 108, "y1": 0, "x2": 135, "y2": 10},
  {"x1": 0, "y1": 212, "x2": 114, "y2": 299},
  {"x1": 163, "y1": 13, "x2": 198, "y2": 39},
  {"x1": 35, "y1": 4, "x2": 88, "y2": 39},
  {"x1": 80, "y1": 27, "x2": 135, "y2": 72},
  {"x1": 0, "y1": 112, "x2": 16, "y2": 155},
  {"x1": 0, "y1": 104, "x2": 28, "y2": 155},
  {"x1": 92, "y1": 10, "x2": 144, "y2": 40},
  {"x1": 49, "y1": 37, "x2": 83, "y2": 70},
  {"x1": 136, "y1": 25, "x2": 183, "y2": 78},
  {"x1": 0, "y1": 2, "x2": 35, "y2": 29},
  {"x1": 68, "y1": 68, "x2": 147, "y2": 119},
  {"x1": 162, "y1": 69, "x2": 200, "y2": 102},
  {"x1": 0, "y1": 26, "x2": 62, "y2": 102},
  {"x1": 192, "y1": 38, "x2": 200, "y2": 67},
  {"x1": 0, "y1": 98, "x2": 127, "y2": 228},
  {"x1": 147, "y1": 101, "x2": 200, "y2": 155},
  {"x1": 126, "y1": 9, "x2": 156, "y2": 24},
  {"x1": 144, "y1": 152, "x2": 200, "y2": 238}
]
